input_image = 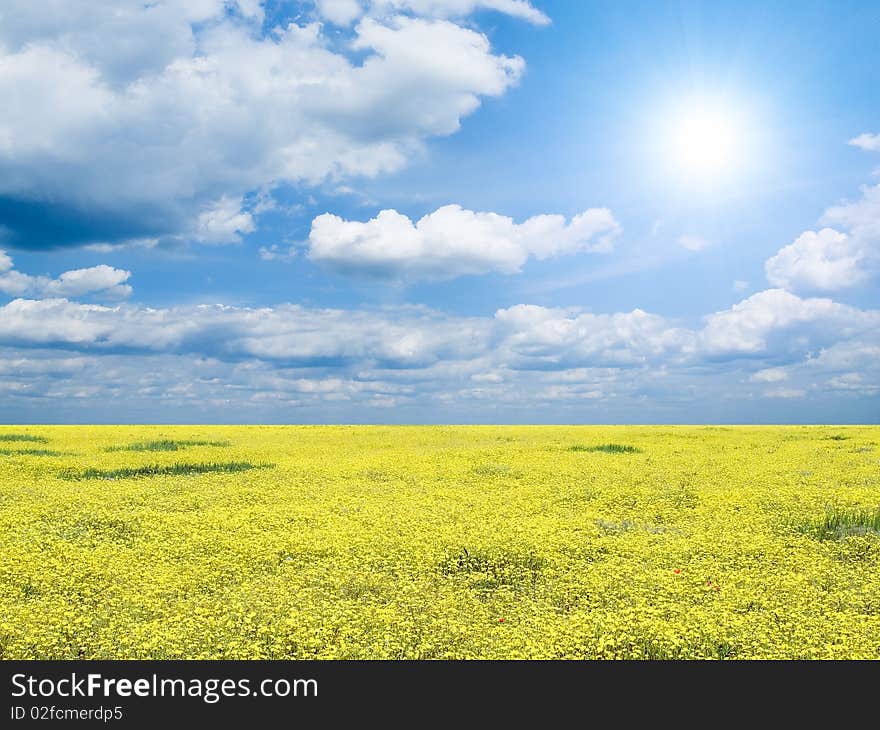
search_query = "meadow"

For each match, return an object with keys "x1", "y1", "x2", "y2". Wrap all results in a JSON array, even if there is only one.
[{"x1": 0, "y1": 425, "x2": 878, "y2": 659}]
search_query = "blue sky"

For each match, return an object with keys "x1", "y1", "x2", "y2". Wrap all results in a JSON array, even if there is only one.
[{"x1": 0, "y1": 0, "x2": 878, "y2": 423}]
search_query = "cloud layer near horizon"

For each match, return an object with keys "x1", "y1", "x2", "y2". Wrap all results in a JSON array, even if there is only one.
[{"x1": 0, "y1": 287, "x2": 876, "y2": 420}]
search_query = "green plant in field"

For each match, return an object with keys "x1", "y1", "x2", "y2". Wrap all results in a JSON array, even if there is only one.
[
  {"x1": 105, "y1": 440, "x2": 230, "y2": 452},
  {"x1": 471, "y1": 463, "x2": 513, "y2": 477},
  {"x1": 54, "y1": 516, "x2": 140, "y2": 546},
  {"x1": 568, "y1": 443, "x2": 642, "y2": 454},
  {"x1": 439, "y1": 547, "x2": 545, "y2": 589},
  {"x1": 595, "y1": 518, "x2": 638, "y2": 535},
  {"x1": 60, "y1": 461, "x2": 270, "y2": 480},
  {"x1": 0, "y1": 449, "x2": 63, "y2": 457},
  {"x1": 0, "y1": 434, "x2": 48, "y2": 443},
  {"x1": 805, "y1": 506, "x2": 880, "y2": 540}
]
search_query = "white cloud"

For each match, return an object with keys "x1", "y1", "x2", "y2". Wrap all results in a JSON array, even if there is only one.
[
  {"x1": 733, "y1": 280, "x2": 749, "y2": 293},
  {"x1": 823, "y1": 372, "x2": 880, "y2": 395},
  {"x1": 369, "y1": 1, "x2": 550, "y2": 25},
  {"x1": 316, "y1": 1, "x2": 550, "y2": 26},
  {"x1": 2, "y1": 287, "x2": 876, "y2": 374},
  {"x1": 0, "y1": 251, "x2": 132, "y2": 299},
  {"x1": 821, "y1": 183, "x2": 880, "y2": 243},
  {"x1": 194, "y1": 196, "x2": 256, "y2": 245},
  {"x1": 827, "y1": 372, "x2": 863, "y2": 390},
  {"x1": 0, "y1": 298, "x2": 490, "y2": 366},
  {"x1": 494, "y1": 304, "x2": 692, "y2": 368},
  {"x1": 42, "y1": 266, "x2": 133, "y2": 299},
  {"x1": 765, "y1": 228, "x2": 866, "y2": 292},
  {"x1": 0, "y1": 354, "x2": 91, "y2": 377},
  {"x1": 806, "y1": 338, "x2": 880, "y2": 372},
  {"x1": 307, "y1": 204, "x2": 620, "y2": 279},
  {"x1": 0, "y1": 3, "x2": 528, "y2": 248},
  {"x1": 763, "y1": 387, "x2": 805, "y2": 399},
  {"x1": 83, "y1": 238, "x2": 159, "y2": 254},
  {"x1": 764, "y1": 182, "x2": 880, "y2": 292},
  {"x1": 0, "y1": 286, "x2": 877, "y2": 419},
  {"x1": 849, "y1": 133, "x2": 880, "y2": 152},
  {"x1": 316, "y1": 0, "x2": 364, "y2": 25},
  {"x1": 0, "y1": 2, "x2": 259, "y2": 85},
  {"x1": 699, "y1": 288, "x2": 879, "y2": 357},
  {"x1": 677, "y1": 234, "x2": 711, "y2": 251},
  {"x1": 799, "y1": 334, "x2": 880, "y2": 398},
  {"x1": 749, "y1": 367, "x2": 788, "y2": 383},
  {"x1": 259, "y1": 244, "x2": 297, "y2": 262}
]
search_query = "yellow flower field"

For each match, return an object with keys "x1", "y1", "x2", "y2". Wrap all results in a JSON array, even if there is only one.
[{"x1": 1, "y1": 425, "x2": 878, "y2": 659}]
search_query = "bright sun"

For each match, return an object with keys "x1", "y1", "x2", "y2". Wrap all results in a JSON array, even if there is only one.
[{"x1": 666, "y1": 102, "x2": 745, "y2": 180}]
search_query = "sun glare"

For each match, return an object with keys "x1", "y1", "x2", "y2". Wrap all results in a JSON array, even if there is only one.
[{"x1": 664, "y1": 100, "x2": 748, "y2": 182}]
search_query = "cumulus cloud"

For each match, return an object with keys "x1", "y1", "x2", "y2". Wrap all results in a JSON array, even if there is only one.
[
  {"x1": 805, "y1": 338, "x2": 880, "y2": 373},
  {"x1": 765, "y1": 228, "x2": 866, "y2": 292},
  {"x1": 827, "y1": 372, "x2": 865, "y2": 390},
  {"x1": 764, "y1": 182, "x2": 880, "y2": 292},
  {"x1": 316, "y1": 0, "x2": 365, "y2": 25},
  {"x1": 0, "y1": 251, "x2": 131, "y2": 299},
  {"x1": 194, "y1": 196, "x2": 256, "y2": 245},
  {"x1": 698, "y1": 288, "x2": 879, "y2": 357},
  {"x1": 493, "y1": 304, "x2": 692, "y2": 368},
  {"x1": 821, "y1": 183, "x2": 880, "y2": 243},
  {"x1": 749, "y1": 367, "x2": 788, "y2": 383},
  {"x1": 849, "y1": 133, "x2": 880, "y2": 152},
  {"x1": 307, "y1": 204, "x2": 621, "y2": 279},
  {"x1": 368, "y1": 1, "x2": 550, "y2": 25},
  {"x1": 316, "y1": 1, "x2": 550, "y2": 26},
  {"x1": 0, "y1": 2, "x2": 529, "y2": 248}
]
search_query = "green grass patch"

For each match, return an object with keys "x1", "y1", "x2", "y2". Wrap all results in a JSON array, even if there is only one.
[
  {"x1": 568, "y1": 443, "x2": 642, "y2": 454},
  {"x1": 804, "y1": 506, "x2": 880, "y2": 540},
  {"x1": 471, "y1": 463, "x2": 513, "y2": 477},
  {"x1": 0, "y1": 449, "x2": 64, "y2": 457},
  {"x1": 54, "y1": 516, "x2": 141, "y2": 546},
  {"x1": 0, "y1": 434, "x2": 48, "y2": 443},
  {"x1": 60, "y1": 461, "x2": 270, "y2": 480},
  {"x1": 439, "y1": 547, "x2": 545, "y2": 589},
  {"x1": 822, "y1": 434, "x2": 850, "y2": 441},
  {"x1": 105, "y1": 439, "x2": 230, "y2": 452}
]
